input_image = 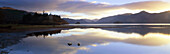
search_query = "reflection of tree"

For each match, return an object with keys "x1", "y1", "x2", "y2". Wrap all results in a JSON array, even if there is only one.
[
  {"x1": 114, "y1": 21, "x2": 122, "y2": 23},
  {"x1": 75, "y1": 22, "x2": 80, "y2": 24},
  {"x1": 0, "y1": 51, "x2": 9, "y2": 54},
  {"x1": 0, "y1": 29, "x2": 62, "y2": 50},
  {"x1": 26, "y1": 30, "x2": 62, "y2": 38},
  {"x1": 0, "y1": 36, "x2": 20, "y2": 49}
]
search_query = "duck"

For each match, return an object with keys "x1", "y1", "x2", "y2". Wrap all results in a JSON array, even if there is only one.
[
  {"x1": 77, "y1": 43, "x2": 80, "y2": 46},
  {"x1": 67, "y1": 43, "x2": 72, "y2": 46}
]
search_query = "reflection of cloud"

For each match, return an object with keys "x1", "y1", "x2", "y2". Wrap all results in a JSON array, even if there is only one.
[
  {"x1": 4, "y1": 28, "x2": 170, "y2": 54},
  {"x1": 1, "y1": 0, "x2": 170, "y2": 19},
  {"x1": 91, "y1": 44, "x2": 98, "y2": 47},
  {"x1": 7, "y1": 36, "x2": 89, "y2": 54},
  {"x1": 59, "y1": 28, "x2": 170, "y2": 46},
  {"x1": 78, "y1": 47, "x2": 90, "y2": 50},
  {"x1": 100, "y1": 43, "x2": 110, "y2": 46}
]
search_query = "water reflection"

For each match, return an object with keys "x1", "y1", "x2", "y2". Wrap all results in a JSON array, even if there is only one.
[
  {"x1": 27, "y1": 30, "x2": 62, "y2": 39},
  {"x1": 102, "y1": 27, "x2": 170, "y2": 35},
  {"x1": 1, "y1": 51, "x2": 9, "y2": 54},
  {"x1": 0, "y1": 36, "x2": 21, "y2": 49},
  {"x1": 0, "y1": 29, "x2": 63, "y2": 54},
  {"x1": 0, "y1": 28, "x2": 170, "y2": 54}
]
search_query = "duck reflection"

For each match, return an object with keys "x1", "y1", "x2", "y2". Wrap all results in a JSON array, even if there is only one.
[{"x1": 67, "y1": 43, "x2": 81, "y2": 46}]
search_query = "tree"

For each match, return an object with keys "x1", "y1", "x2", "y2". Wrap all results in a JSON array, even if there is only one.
[
  {"x1": 114, "y1": 21, "x2": 122, "y2": 23},
  {"x1": 75, "y1": 22, "x2": 80, "y2": 24},
  {"x1": 0, "y1": 11, "x2": 5, "y2": 24}
]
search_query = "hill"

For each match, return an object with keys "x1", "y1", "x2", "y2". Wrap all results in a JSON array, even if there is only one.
[
  {"x1": 97, "y1": 11, "x2": 170, "y2": 23},
  {"x1": 63, "y1": 18, "x2": 96, "y2": 24}
]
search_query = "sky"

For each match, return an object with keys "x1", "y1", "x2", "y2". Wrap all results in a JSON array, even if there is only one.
[{"x1": 0, "y1": 0, "x2": 170, "y2": 19}]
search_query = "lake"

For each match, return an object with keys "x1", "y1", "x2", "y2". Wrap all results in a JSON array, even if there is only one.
[{"x1": 1, "y1": 24, "x2": 170, "y2": 54}]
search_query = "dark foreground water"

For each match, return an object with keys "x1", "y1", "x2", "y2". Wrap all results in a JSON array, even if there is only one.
[{"x1": 1, "y1": 24, "x2": 170, "y2": 54}]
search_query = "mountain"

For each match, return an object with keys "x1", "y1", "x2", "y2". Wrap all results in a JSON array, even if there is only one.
[
  {"x1": 0, "y1": 7, "x2": 68, "y2": 25},
  {"x1": 97, "y1": 11, "x2": 170, "y2": 23},
  {"x1": 63, "y1": 18, "x2": 96, "y2": 24}
]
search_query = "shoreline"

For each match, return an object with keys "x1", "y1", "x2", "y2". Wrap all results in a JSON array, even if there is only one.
[
  {"x1": 1, "y1": 24, "x2": 170, "y2": 33},
  {"x1": 0, "y1": 25, "x2": 122, "y2": 33}
]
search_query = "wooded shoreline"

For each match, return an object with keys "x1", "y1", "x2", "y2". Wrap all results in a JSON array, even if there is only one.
[{"x1": 0, "y1": 24, "x2": 123, "y2": 33}]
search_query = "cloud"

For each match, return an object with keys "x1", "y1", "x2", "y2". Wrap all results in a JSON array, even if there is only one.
[
  {"x1": 0, "y1": 0, "x2": 170, "y2": 19},
  {"x1": 57, "y1": 1, "x2": 170, "y2": 14},
  {"x1": 91, "y1": 1, "x2": 97, "y2": 3},
  {"x1": 0, "y1": 0, "x2": 74, "y2": 11},
  {"x1": 121, "y1": 1, "x2": 170, "y2": 11}
]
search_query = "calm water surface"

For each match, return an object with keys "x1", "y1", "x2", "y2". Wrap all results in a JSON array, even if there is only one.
[
  {"x1": 69, "y1": 23, "x2": 170, "y2": 26},
  {"x1": 1, "y1": 24, "x2": 170, "y2": 54}
]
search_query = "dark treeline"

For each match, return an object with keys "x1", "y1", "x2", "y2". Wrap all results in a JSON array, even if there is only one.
[
  {"x1": 0, "y1": 7, "x2": 68, "y2": 25},
  {"x1": 0, "y1": 11, "x2": 5, "y2": 24},
  {"x1": 22, "y1": 13, "x2": 68, "y2": 25}
]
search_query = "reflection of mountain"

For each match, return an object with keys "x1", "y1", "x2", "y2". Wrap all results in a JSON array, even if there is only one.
[
  {"x1": 102, "y1": 27, "x2": 170, "y2": 35},
  {"x1": 97, "y1": 11, "x2": 170, "y2": 23}
]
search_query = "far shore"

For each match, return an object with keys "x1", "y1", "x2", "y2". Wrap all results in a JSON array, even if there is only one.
[
  {"x1": 0, "y1": 24, "x2": 122, "y2": 33},
  {"x1": 1, "y1": 24, "x2": 170, "y2": 33}
]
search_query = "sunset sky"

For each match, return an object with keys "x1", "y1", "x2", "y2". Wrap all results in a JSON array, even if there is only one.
[{"x1": 0, "y1": 0, "x2": 170, "y2": 19}]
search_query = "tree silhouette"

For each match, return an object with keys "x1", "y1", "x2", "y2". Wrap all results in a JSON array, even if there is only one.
[
  {"x1": 0, "y1": 11, "x2": 4, "y2": 24},
  {"x1": 22, "y1": 13, "x2": 68, "y2": 25},
  {"x1": 75, "y1": 22, "x2": 80, "y2": 24}
]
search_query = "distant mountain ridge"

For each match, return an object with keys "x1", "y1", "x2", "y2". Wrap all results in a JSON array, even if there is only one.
[
  {"x1": 63, "y1": 18, "x2": 97, "y2": 24},
  {"x1": 97, "y1": 11, "x2": 170, "y2": 23}
]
